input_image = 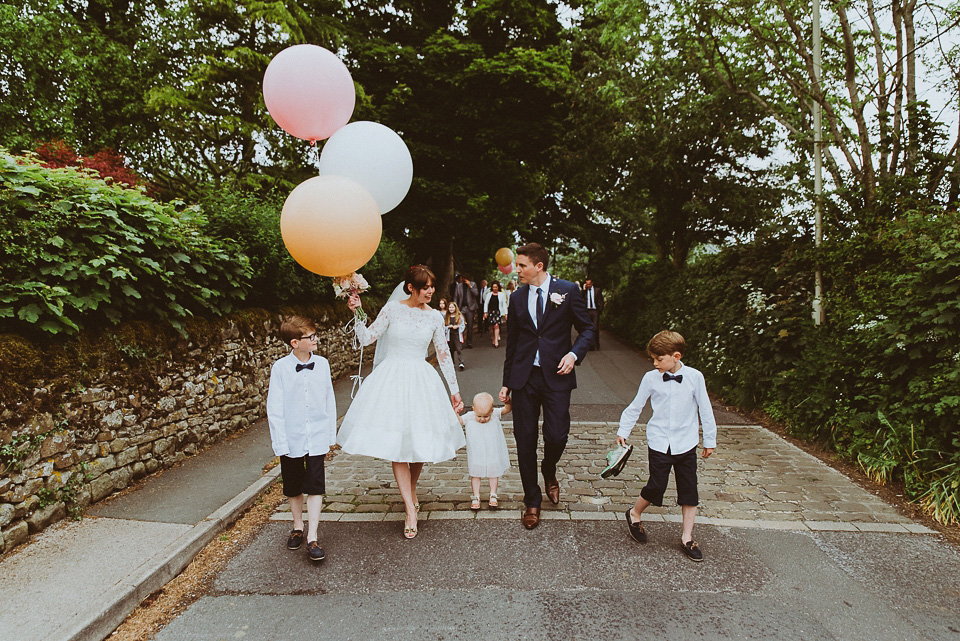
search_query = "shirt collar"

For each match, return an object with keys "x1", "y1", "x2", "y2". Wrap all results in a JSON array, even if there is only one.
[{"x1": 532, "y1": 274, "x2": 551, "y2": 293}]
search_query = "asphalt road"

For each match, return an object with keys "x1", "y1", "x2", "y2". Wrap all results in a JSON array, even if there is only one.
[
  {"x1": 146, "y1": 329, "x2": 960, "y2": 641},
  {"x1": 155, "y1": 520, "x2": 960, "y2": 640}
]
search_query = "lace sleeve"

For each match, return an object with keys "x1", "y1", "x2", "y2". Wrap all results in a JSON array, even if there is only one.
[
  {"x1": 432, "y1": 311, "x2": 460, "y2": 395},
  {"x1": 356, "y1": 301, "x2": 393, "y2": 347}
]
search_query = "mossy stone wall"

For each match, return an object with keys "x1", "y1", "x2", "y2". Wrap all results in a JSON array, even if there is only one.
[{"x1": 0, "y1": 300, "x2": 377, "y2": 553}]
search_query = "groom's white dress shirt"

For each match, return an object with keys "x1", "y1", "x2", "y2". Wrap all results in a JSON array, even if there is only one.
[
  {"x1": 527, "y1": 274, "x2": 551, "y2": 367},
  {"x1": 525, "y1": 274, "x2": 576, "y2": 368}
]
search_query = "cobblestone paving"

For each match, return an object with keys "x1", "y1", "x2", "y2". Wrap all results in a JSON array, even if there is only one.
[{"x1": 271, "y1": 422, "x2": 934, "y2": 534}]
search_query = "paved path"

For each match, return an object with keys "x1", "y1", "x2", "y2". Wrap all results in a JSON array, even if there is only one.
[
  {"x1": 274, "y1": 422, "x2": 922, "y2": 534},
  {"x1": 276, "y1": 330, "x2": 923, "y2": 534},
  {"x1": 1, "y1": 327, "x2": 954, "y2": 641}
]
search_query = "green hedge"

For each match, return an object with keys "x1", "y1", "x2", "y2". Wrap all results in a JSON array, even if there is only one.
[
  {"x1": 198, "y1": 187, "x2": 412, "y2": 307},
  {"x1": 0, "y1": 151, "x2": 250, "y2": 336},
  {"x1": 605, "y1": 210, "x2": 960, "y2": 525}
]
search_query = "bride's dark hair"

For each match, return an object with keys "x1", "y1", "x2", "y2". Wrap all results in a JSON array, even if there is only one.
[{"x1": 404, "y1": 264, "x2": 436, "y2": 294}]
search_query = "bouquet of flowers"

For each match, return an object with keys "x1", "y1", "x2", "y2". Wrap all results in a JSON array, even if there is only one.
[{"x1": 333, "y1": 272, "x2": 369, "y2": 321}]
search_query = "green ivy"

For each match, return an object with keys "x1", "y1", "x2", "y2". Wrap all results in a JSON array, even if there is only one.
[{"x1": 0, "y1": 150, "x2": 251, "y2": 336}]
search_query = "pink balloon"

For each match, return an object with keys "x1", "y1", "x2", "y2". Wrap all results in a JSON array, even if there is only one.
[
  {"x1": 498, "y1": 264, "x2": 514, "y2": 274},
  {"x1": 263, "y1": 45, "x2": 356, "y2": 142}
]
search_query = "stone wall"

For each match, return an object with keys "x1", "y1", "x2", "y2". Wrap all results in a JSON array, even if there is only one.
[{"x1": 0, "y1": 308, "x2": 372, "y2": 554}]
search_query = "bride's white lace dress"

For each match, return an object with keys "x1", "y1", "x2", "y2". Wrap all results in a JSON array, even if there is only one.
[{"x1": 336, "y1": 300, "x2": 466, "y2": 462}]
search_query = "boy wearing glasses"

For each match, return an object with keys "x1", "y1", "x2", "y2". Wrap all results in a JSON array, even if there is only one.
[{"x1": 267, "y1": 315, "x2": 337, "y2": 562}]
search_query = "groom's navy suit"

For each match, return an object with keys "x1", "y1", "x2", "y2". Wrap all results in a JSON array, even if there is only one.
[{"x1": 502, "y1": 275, "x2": 596, "y2": 508}]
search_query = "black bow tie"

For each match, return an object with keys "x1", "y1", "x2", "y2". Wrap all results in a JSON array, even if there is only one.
[
  {"x1": 296, "y1": 362, "x2": 315, "y2": 372},
  {"x1": 663, "y1": 372, "x2": 682, "y2": 383}
]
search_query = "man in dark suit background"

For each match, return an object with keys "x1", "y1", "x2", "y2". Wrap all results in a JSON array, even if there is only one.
[
  {"x1": 499, "y1": 243, "x2": 595, "y2": 529},
  {"x1": 477, "y1": 279, "x2": 489, "y2": 336},
  {"x1": 454, "y1": 273, "x2": 478, "y2": 348},
  {"x1": 582, "y1": 278, "x2": 604, "y2": 350}
]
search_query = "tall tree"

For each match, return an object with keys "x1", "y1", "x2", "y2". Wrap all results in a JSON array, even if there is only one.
[
  {"x1": 341, "y1": 0, "x2": 576, "y2": 292},
  {"x1": 684, "y1": 0, "x2": 960, "y2": 215},
  {"x1": 136, "y1": 0, "x2": 348, "y2": 198},
  {"x1": 0, "y1": 0, "x2": 162, "y2": 154},
  {"x1": 563, "y1": 0, "x2": 782, "y2": 269}
]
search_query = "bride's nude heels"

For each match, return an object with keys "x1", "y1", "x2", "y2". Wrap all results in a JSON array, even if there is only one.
[{"x1": 404, "y1": 515, "x2": 418, "y2": 539}]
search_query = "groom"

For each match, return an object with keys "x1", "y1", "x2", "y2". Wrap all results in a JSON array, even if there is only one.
[{"x1": 499, "y1": 243, "x2": 596, "y2": 529}]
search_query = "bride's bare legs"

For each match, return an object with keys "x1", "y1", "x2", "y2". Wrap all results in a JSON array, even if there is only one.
[
  {"x1": 393, "y1": 462, "x2": 424, "y2": 531},
  {"x1": 493, "y1": 324, "x2": 500, "y2": 347},
  {"x1": 410, "y1": 462, "x2": 424, "y2": 508}
]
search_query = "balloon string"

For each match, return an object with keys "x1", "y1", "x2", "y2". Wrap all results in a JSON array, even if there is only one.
[
  {"x1": 311, "y1": 140, "x2": 321, "y2": 175},
  {"x1": 342, "y1": 313, "x2": 364, "y2": 398}
]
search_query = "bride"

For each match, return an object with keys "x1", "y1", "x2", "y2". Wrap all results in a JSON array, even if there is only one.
[{"x1": 337, "y1": 265, "x2": 465, "y2": 539}]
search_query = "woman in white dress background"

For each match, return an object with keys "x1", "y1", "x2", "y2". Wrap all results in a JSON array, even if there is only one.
[{"x1": 338, "y1": 265, "x2": 465, "y2": 538}]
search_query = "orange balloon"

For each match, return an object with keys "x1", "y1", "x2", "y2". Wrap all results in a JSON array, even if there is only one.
[
  {"x1": 495, "y1": 247, "x2": 514, "y2": 266},
  {"x1": 280, "y1": 176, "x2": 382, "y2": 276}
]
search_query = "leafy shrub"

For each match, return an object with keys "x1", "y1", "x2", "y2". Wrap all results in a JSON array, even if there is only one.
[
  {"x1": 604, "y1": 209, "x2": 960, "y2": 524},
  {"x1": 199, "y1": 186, "x2": 412, "y2": 306},
  {"x1": 34, "y1": 140, "x2": 143, "y2": 189},
  {"x1": 0, "y1": 151, "x2": 251, "y2": 335}
]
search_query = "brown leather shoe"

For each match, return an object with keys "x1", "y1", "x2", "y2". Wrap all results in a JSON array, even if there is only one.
[
  {"x1": 522, "y1": 507, "x2": 541, "y2": 529},
  {"x1": 545, "y1": 478, "x2": 560, "y2": 505}
]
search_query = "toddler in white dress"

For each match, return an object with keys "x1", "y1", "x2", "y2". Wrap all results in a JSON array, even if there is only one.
[{"x1": 461, "y1": 392, "x2": 511, "y2": 509}]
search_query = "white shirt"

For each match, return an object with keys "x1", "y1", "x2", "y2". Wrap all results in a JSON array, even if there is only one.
[
  {"x1": 527, "y1": 274, "x2": 551, "y2": 367},
  {"x1": 617, "y1": 363, "x2": 717, "y2": 454},
  {"x1": 586, "y1": 288, "x2": 595, "y2": 309},
  {"x1": 266, "y1": 352, "x2": 338, "y2": 457}
]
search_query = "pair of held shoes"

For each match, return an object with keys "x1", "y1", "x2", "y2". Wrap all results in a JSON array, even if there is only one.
[
  {"x1": 286, "y1": 529, "x2": 325, "y2": 562},
  {"x1": 625, "y1": 510, "x2": 704, "y2": 562},
  {"x1": 601, "y1": 444, "x2": 634, "y2": 479},
  {"x1": 470, "y1": 494, "x2": 499, "y2": 510}
]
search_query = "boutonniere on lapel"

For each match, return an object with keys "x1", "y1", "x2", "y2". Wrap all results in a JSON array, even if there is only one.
[{"x1": 549, "y1": 292, "x2": 566, "y2": 308}]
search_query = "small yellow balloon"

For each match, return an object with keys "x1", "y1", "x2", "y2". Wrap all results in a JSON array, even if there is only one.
[
  {"x1": 280, "y1": 176, "x2": 382, "y2": 276},
  {"x1": 495, "y1": 247, "x2": 514, "y2": 267}
]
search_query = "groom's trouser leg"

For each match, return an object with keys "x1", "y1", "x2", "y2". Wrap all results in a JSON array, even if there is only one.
[
  {"x1": 540, "y1": 380, "x2": 572, "y2": 483},
  {"x1": 512, "y1": 371, "x2": 543, "y2": 508}
]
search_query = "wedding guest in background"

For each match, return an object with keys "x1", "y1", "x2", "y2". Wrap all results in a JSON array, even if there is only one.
[
  {"x1": 582, "y1": 278, "x2": 604, "y2": 350},
  {"x1": 477, "y1": 279, "x2": 489, "y2": 336},
  {"x1": 456, "y1": 273, "x2": 479, "y2": 349},
  {"x1": 445, "y1": 301, "x2": 466, "y2": 371},
  {"x1": 483, "y1": 281, "x2": 509, "y2": 348}
]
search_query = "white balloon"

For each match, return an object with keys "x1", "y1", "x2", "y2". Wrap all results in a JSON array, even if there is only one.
[{"x1": 319, "y1": 121, "x2": 413, "y2": 214}]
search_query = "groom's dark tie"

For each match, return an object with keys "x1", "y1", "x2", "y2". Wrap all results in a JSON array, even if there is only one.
[
  {"x1": 662, "y1": 372, "x2": 682, "y2": 383},
  {"x1": 296, "y1": 362, "x2": 315, "y2": 372},
  {"x1": 536, "y1": 287, "x2": 544, "y2": 327}
]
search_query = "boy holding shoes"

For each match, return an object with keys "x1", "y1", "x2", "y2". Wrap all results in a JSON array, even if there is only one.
[
  {"x1": 267, "y1": 315, "x2": 337, "y2": 562},
  {"x1": 615, "y1": 330, "x2": 717, "y2": 561}
]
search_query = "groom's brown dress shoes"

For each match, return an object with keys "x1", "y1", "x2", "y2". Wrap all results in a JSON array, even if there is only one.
[
  {"x1": 522, "y1": 507, "x2": 541, "y2": 529},
  {"x1": 545, "y1": 478, "x2": 560, "y2": 505}
]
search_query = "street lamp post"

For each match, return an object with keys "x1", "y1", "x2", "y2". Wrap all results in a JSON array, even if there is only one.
[{"x1": 812, "y1": 0, "x2": 825, "y2": 325}]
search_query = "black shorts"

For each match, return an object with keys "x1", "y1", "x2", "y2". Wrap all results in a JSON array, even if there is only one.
[
  {"x1": 640, "y1": 446, "x2": 699, "y2": 507},
  {"x1": 279, "y1": 454, "x2": 326, "y2": 497}
]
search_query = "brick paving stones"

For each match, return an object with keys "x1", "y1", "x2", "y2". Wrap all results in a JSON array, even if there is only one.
[{"x1": 271, "y1": 422, "x2": 934, "y2": 534}]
